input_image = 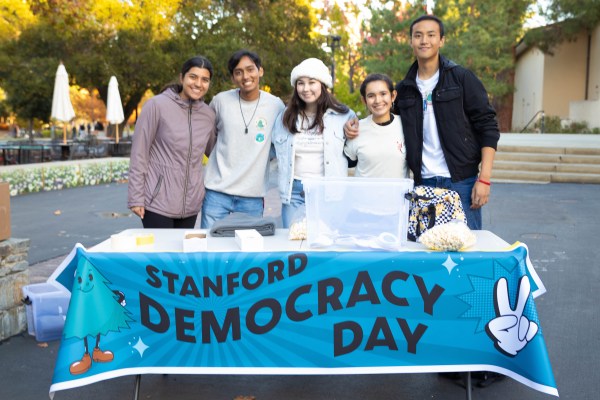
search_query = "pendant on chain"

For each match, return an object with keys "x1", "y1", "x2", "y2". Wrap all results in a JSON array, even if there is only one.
[{"x1": 239, "y1": 90, "x2": 261, "y2": 136}]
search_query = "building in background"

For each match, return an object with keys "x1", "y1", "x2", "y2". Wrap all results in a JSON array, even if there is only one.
[{"x1": 512, "y1": 22, "x2": 600, "y2": 131}]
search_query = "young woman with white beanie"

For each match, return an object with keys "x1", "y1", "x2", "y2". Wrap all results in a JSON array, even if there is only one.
[{"x1": 272, "y1": 58, "x2": 356, "y2": 228}]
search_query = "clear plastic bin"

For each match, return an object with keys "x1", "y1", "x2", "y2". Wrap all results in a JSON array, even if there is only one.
[
  {"x1": 303, "y1": 177, "x2": 413, "y2": 250},
  {"x1": 22, "y1": 283, "x2": 70, "y2": 342}
]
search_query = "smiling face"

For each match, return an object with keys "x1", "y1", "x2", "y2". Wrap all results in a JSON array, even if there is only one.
[
  {"x1": 75, "y1": 266, "x2": 95, "y2": 293},
  {"x1": 410, "y1": 19, "x2": 445, "y2": 63},
  {"x1": 179, "y1": 66, "x2": 211, "y2": 101},
  {"x1": 296, "y1": 77, "x2": 323, "y2": 111},
  {"x1": 232, "y1": 55, "x2": 264, "y2": 100},
  {"x1": 363, "y1": 80, "x2": 396, "y2": 124}
]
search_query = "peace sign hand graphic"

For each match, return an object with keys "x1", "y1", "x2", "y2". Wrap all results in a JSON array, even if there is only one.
[{"x1": 486, "y1": 277, "x2": 539, "y2": 357}]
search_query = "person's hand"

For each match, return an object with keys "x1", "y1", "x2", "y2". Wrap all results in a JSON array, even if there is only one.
[
  {"x1": 344, "y1": 117, "x2": 360, "y2": 139},
  {"x1": 130, "y1": 206, "x2": 145, "y2": 219},
  {"x1": 471, "y1": 181, "x2": 490, "y2": 209},
  {"x1": 486, "y1": 277, "x2": 538, "y2": 356}
]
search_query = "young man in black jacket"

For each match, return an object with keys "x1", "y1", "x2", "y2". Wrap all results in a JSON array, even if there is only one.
[
  {"x1": 345, "y1": 14, "x2": 500, "y2": 231},
  {"x1": 400, "y1": 16, "x2": 504, "y2": 387},
  {"x1": 395, "y1": 14, "x2": 499, "y2": 230}
]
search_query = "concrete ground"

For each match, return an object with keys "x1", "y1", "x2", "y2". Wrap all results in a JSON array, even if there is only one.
[
  {"x1": 3, "y1": 181, "x2": 599, "y2": 399},
  {"x1": 2, "y1": 133, "x2": 599, "y2": 399}
]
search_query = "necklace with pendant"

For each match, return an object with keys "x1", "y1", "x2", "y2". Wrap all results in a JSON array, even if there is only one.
[{"x1": 239, "y1": 91, "x2": 261, "y2": 134}]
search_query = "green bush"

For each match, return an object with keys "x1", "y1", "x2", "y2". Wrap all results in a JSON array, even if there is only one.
[
  {"x1": 522, "y1": 115, "x2": 599, "y2": 134},
  {"x1": 0, "y1": 159, "x2": 130, "y2": 196}
]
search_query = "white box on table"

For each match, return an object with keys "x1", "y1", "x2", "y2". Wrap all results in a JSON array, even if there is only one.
[
  {"x1": 21, "y1": 283, "x2": 71, "y2": 342},
  {"x1": 110, "y1": 232, "x2": 155, "y2": 251},
  {"x1": 183, "y1": 230, "x2": 207, "y2": 252},
  {"x1": 235, "y1": 229, "x2": 264, "y2": 252},
  {"x1": 110, "y1": 233, "x2": 136, "y2": 251},
  {"x1": 303, "y1": 177, "x2": 414, "y2": 250}
]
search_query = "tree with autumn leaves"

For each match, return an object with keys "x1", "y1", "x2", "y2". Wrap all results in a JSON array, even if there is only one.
[
  {"x1": 360, "y1": 0, "x2": 534, "y2": 130},
  {"x1": 0, "y1": 0, "x2": 323, "y2": 130},
  {"x1": 0, "y1": 0, "x2": 598, "y2": 131}
]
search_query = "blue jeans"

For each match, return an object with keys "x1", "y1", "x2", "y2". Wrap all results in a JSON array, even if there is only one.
[
  {"x1": 420, "y1": 176, "x2": 481, "y2": 230},
  {"x1": 200, "y1": 189, "x2": 264, "y2": 229},
  {"x1": 282, "y1": 179, "x2": 306, "y2": 228}
]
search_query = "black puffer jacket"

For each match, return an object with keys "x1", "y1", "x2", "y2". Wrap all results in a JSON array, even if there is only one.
[{"x1": 394, "y1": 55, "x2": 500, "y2": 183}]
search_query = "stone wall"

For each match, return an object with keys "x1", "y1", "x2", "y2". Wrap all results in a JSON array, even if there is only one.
[{"x1": 0, "y1": 238, "x2": 30, "y2": 341}]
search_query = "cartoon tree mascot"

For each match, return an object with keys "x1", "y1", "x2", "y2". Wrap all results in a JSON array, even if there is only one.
[{"x1": 64, "y1": 258, "x2": 134, "y2": 375}]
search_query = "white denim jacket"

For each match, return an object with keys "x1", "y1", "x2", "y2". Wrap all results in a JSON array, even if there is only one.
[{"x1": 271, "y1": 107, "x2": 356, "y2": 204}]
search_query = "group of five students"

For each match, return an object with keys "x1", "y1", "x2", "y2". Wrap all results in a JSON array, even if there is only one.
[
  {"x1": 127, "y1": 14, "x2": 503, "y2": 386},
  {"x1": 128, "y1": 15, "x2": 500, "y2": 236}
]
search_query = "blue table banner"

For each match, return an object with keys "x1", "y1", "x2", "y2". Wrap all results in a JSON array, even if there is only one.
[{"x1": 49, "y1": 243, "x2": 557, "y2": 396}]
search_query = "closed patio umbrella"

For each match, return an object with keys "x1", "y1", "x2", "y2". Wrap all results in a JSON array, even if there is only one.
[
  {"x1": 106, "y1": 76, "x2": 125, "y2": 144},
  {"x1": 51, "y1": 63, "x2": 76, "y2": 144}
]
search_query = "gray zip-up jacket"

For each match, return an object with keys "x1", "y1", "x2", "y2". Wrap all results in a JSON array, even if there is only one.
[{"x1": 128, "y1": 88, "x2": 216, "y2": 219}]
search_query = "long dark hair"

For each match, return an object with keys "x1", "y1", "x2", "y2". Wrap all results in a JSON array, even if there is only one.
[
  {"x1": 161, "y1": 56, "x2": 213, "y2": 95},
  {"x1": 282, "y1": 82, "x2": 349, "y2": 134}
]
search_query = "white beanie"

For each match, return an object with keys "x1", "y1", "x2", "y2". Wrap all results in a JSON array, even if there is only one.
[{"x1": 290, "y1": 58, "x2": 332, "y2": 88}]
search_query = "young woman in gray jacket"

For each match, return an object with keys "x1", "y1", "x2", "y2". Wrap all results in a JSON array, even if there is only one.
[{"x1": 128, "y1": 56, "x2": 217, "y2": 228}]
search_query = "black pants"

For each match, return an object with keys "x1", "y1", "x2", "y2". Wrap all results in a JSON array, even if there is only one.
[{"x1": 142, "y1": 210, "x2": 197, "y2": 229}]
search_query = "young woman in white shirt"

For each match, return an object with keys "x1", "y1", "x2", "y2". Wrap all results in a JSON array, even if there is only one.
[{"x1": 344, "y1": 73, "x2": 408, "y2": 179}]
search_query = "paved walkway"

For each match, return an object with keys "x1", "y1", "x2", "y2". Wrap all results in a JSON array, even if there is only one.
[
  {"x1": 5, "y1": 182, "x2": 600, "y2": 399},
  {"x1": 3, "y1": 131, "x2": 600, "y2": 399}
]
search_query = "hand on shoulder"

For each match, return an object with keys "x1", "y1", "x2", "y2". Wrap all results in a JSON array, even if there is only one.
[{"x1": 344, "y1": 117, "x2": 360, "y2": 139}]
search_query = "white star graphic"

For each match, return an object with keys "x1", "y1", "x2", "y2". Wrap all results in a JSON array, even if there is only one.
[
  {"x1": 442, "y1": 255, "x2": 458, "y2": 274},
  {"x1": 133, "y1": 337, "x2": 149, "y2": 357}
]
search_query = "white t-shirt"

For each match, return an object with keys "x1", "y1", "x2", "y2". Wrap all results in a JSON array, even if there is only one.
[
  {"x1": 344, "y1": 114, "x2": 408, "y2": 178},
  {"x1": 293, "y1": 115, "x2": 324, "y2": 178},
  {"x1": 417, "y1": 70, "x2": 450, "y2": 178}
]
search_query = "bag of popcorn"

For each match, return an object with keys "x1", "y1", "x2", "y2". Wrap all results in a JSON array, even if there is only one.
[
  {"x1": 418, "y1": 220, "x2": 476, "y2": 251},
  {"x1": 288, "y1": 207, "x2": 307, "y2": 240}
]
